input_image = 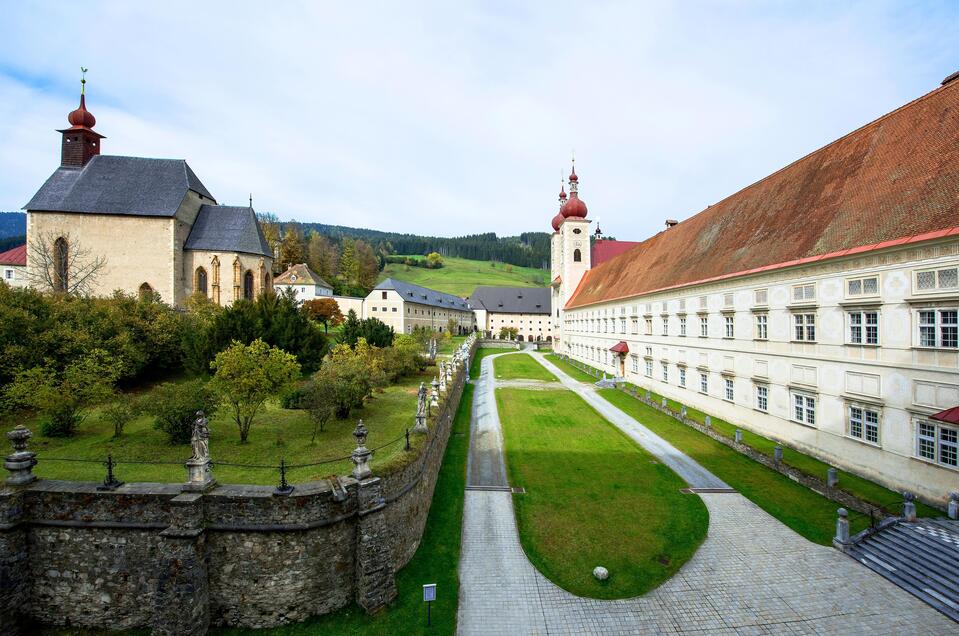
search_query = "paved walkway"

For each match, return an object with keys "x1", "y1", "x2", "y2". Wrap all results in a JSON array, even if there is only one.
[{"x1": 457, "y1": 351, "x2": 958, "y2": 635}]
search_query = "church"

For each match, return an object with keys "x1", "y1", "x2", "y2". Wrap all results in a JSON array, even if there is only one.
[
  {"x1": 24, "y1": 81, "x2": 273, "y2": 306},
  {"x1": 551, "y1": 73, "x2": 959, "y2": 504}
]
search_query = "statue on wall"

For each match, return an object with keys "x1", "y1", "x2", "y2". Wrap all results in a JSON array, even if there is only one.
[{"x1": 190, "y1": 411, "x2": 211, "y2": 462}]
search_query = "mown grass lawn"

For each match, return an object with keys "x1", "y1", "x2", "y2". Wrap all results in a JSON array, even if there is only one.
[
  {"x1": 493, "y1": 353, "x2": 558, "y2": 382},
  {"x1": 380, "y1": 256, "x2": 548, "y2": 297},
  {"x1": 496, "y1": 387, "x2": 708, "y2": 599},
  {"x1": 597, "y1": 389, "x2": 876, "y2": 543},
  {"x1": 544, "y1": 353, "x2": 600, "y2": 384},
  {"x1": 469, "y1": 347, "x2": 503, "y2": 378},
  {"x1": 4, "y1": 371, "x2": 433, "y2": 485}
]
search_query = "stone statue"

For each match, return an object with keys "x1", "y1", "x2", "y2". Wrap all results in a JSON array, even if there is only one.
[
  {"x1": 190, "y1": 411, "x2": 211, "y2": 462},
  {"x1": 417, "y1": 382, "x2": 427, "y2": 416}
]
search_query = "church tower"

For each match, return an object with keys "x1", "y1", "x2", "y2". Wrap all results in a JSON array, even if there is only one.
[
  {"x1": 58, "y1": 70, "x2": 104, "y2": 168},
  {"x1": 550, "y1": 162, "x2": 591, "y2": 346}
]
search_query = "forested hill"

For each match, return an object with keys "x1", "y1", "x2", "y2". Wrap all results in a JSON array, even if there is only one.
[
  {"x1": 0, "y1": 212, "x2": 26, "y2": 239},
  {"x1": 293, "y1": 222, "x2": 550, "y2": 270}
]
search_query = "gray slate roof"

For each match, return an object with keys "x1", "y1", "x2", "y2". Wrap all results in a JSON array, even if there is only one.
[
  {"x1": 24, "y1": 155, "x2": 214, "y2": 216},
  {"x1": 375, "y1": 278, "x2": 471, "y2": 311},
  {"x1": 184, "y1": 205, "x2": 272, "y2": 257},
  {"x1": 467, "y1": 286, "x2": 551, "y2": 314}
]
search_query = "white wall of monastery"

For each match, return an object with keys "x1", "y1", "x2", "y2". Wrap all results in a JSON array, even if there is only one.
[
  {"x1": 560, "y1": 238, "x2": 959, "y2": 504},
  {"x1": 364, "y1": 288, "x2": 474, "y2": 334}
]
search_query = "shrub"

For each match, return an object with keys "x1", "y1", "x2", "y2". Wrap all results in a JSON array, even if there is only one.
[
  {"x1": 102, "y1": 399, "x2": 140, "y2": 438},
  {"x1": 339, "y1": 310, "x2": 394, "y2": 348},
  {"x1": 280, "y1": 383, "x2": 308, "y2": 409},
  {"x1": 146, "y1": 379, "x2": 220, "y2": 444},
  {"x1": 382, "y1": 334, "x2": 427, "y2": 381},
  {"x1": 41, "y1": 401, "x2": 84, "y2": 438}
]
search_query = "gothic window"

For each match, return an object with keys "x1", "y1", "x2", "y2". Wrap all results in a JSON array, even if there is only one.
[
  {"x1": 573, "y1": 248, "x2": 582, "y2": 262},
  {"x1": 54, "y1": 236, "x2": 68, "y2": 292},
  {"x1": 195, "y1": 267, "x2": 208, "y2": 295},
  {"x1": 244, "y1": 270, "x2": 254, "y2": 299},
  {"x1": 139, "y1": 282, "x2": 154, "y2": 301}
]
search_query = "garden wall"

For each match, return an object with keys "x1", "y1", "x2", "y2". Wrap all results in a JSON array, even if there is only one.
[{"x1": 0, "y1": 340, "x2": 476, "y2": 636}]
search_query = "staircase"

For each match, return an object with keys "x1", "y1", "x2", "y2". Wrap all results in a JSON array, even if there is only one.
[{"x1": 845, "y1": 518, "x2": 959, "y2": 622}]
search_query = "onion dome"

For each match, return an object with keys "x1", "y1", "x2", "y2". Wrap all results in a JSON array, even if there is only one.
[
  {"x1": 562, "y1": 193, "x2": 588, "y2": 218},
  {"x1": 551, "y1": 211, "x2": 563, "y2": 231},
  {"x1": 559, "y1": 185, "x2": 567, "y2": 201},
  {"x1": 568, "y1": 166, "x2": 578, "y2": 183},
  {"x1": 67, "y1": 93, "x2": 96, "y2": 129}
]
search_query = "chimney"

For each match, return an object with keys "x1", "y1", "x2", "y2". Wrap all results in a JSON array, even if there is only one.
[{"x1": 665, "y1": 219, "x2": 679, "y2": 229}]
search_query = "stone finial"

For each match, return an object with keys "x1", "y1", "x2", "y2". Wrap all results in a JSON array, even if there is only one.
[
  {"x1": 734, "y1": 429, "x2": 743, "y2": 444},
  {"x1": 351, "y1": 420, "x2": 372, "y2": 480},
  {"x1": 948, "y1": 492, "x2": 958, "y2": 520},
  {"x1": 680, "y1": 405, "x2": 687, "y2": 419},
  {"x1": 834, "y1": 508, "x2": 850, "y2": 547},
  {"x1": 5, "y1": 424, "x2": 37, "y2": 486},
  {"x1": 661, "y1": 397, "x2": 667, "y2": 408},
  {"x1": 827, "y1": 467, "x2": 838, "y2": 488},
  {"x1": 704, "y1": 415, "x2": 711, "y2": 427},
  {"x1": 902, "y1": 491, "x2": 917, "y2": 522},
  {"x1": 773, "y1": 445, "x2": 783, "y2": 463}
]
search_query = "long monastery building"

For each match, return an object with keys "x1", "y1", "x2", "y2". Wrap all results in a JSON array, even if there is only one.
[{"x1": 550, "y1": 74, "x2": 959, "y2": 503}]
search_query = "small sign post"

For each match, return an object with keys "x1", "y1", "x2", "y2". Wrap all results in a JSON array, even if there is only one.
[{"x1": 423, "y1": 583, "x2": 437, "y2": 627}]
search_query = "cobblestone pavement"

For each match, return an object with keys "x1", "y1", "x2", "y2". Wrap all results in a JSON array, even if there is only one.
[{"x1": 456, "y1": 352, "x2": 958, "y2": 635}]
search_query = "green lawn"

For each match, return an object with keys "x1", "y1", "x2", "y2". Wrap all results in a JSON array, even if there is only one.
[
  {"x1": 497, "y1": 387, "x2": 708, "y2": 598},
  {"x1": 214, "y1": 383, "x2": 475, "y2": 636},
  {"x1": 493, "y1": 354, "x2": 558, "y2": 382},
  {"x1": 544, "y1": 353, "x2": 601, "y2": 383},
  {"x1": 437, "y1": 334, "x2": 467, "y2": 355},
  {"x1": 597, "y1": 389, "x2": 874, "y2": 544},
  {"x1": 6, "y1": 371, "x2": 433, "y2": 485},
  {"x1": 380, "y1": 256, "x2": 548, "y2": 298},
  {"x1": 469, "y1": 347, "x2": 504, "y2": 378}
]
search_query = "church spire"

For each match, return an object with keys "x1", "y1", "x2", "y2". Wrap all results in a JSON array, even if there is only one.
[{"x1": 59, "y1": 68, "x2": 104, "y2": 168}]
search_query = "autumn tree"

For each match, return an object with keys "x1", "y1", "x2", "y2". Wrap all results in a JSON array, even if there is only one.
[
  {"x1": 279, "y1": 225, "x2": 304, "y2": 268},
  {"x1": 426, "y1": 251, "x2": 443, "y2": 268},
  {"x1": 303, "y1": 297, "x2": 344, "y2": 333},
  {"x1": 209, "y1": 339, "x2": 300, "y2": 443},
  {"x1": 306, "y1": 232, "x2": 339, "y2": 281},
  {"x1": 257, "y1": 212, "x2": 281, "y2": 267}
]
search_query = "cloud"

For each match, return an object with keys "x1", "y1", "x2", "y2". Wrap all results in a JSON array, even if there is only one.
[{"x1": 0, "y1": 1, "x2": 956, "y2": 242}]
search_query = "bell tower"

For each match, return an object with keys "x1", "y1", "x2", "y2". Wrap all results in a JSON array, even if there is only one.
[
  {"x1": 58, "y1": 69, "x2": 104, "y2": 168},
  {"x1": 549, "y1": 161, "x2": 592, "y2": 347}
]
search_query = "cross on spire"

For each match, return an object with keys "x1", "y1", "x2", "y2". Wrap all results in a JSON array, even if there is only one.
[{"x1": 80, "y1": 67, "x2": 88, "y2": 95}]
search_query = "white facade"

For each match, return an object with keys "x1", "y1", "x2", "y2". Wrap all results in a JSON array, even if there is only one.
[
  {"x1": 559, "y1": 238, "x2": 959, "y2": 504},
  {"x1": 274, "y1": 281, "x2": 333, "y2": 304},
  {"x1": 2, "y1": 264, "x2": 26, "y2": 288}
]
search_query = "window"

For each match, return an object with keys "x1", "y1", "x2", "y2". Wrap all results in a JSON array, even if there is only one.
[
  {"x1": 724, "y1": 378, "x2": 734, "y2": 401},
  {"x1": 699, "y1": 316, "x2": 708, "y2": 337},
  {"x1": 793, "y1": 313, "x2": 816, "y2": 341},
  {"x1": 754, "y1": 288, "x2": 768, "y2": 306},
  {"x1": 631, "y1": 318, "x2": 639, "y2": 334},
  {"x1": 573, "y1": 249, "x2": 582, "y2": 262},
  {"x1": 372, "y1": 306, "x2": 377, "y2": 311},
  {"x1": 619, "y1": 318, "x2": 626, "y2": 333},
  {"x1": 662, "y1": 363, "x2": 669, "y2": 383},
  {"x1": 679, "y1": 316, "x2": 686, "y2": 336},
  {"x1": 138, "y1": 282, "x2": 153, "y2": 301},
  {"x1": 661, "y1": 317, "x2": 669, "y2": 336},
  {"x1": 644, "y1": 318, "x2": 653, "y2": 335},
  {"x1": 755, "y1": 314, "x2": 768, "y2": 340},
  {"x1": 848, "y1": 311, "x2": 879, "y2": 345},
  {"x1": 756, "y1": 385, "x2": 768, "y2": 412},
  {"x1": 679, "y1": 367, "x2": 687, "y2": 387},
  {"x1": 645, "y1": 346, "x2": 652, "y2": 356},
  {"x1": 792, "y1": 393, "x2": 816, "y2": 425},
  {"x1": 53, "y1": 236, "x2": 68, "y2": 292},
  {"x1": 645, "y1": 359, "x2": 653, "y2": 377},
  {"x1": 917, "y1": 309, "x2": 958, "y2": 348},
  {"x1": 699, "y1": 373, "x2": 708, "y2": 394},
  {"x1": 724, "y1": 315, "x2": 734, "y2": 338},
  {"x1": 916, "y1": 420, "x2": 958, "y2": 468},
  {"x1": 392, "y1": 307, "x2": 398, "y2": 312},
  {"x1": 847, "y1": 276, "x2": 879, "y2": 297},
  {"x1": 915, "y1": 267, "x2": 958, "y2": 292},
  {"x1": 243, "y1": 270, "x2": 255, "y2": 299},
  {"x1": 4, "y1": 269, "x2": 11, "y2": 280},
  {"x1": 630, "y1": 354, "x2": 639, "y2": 373},
  {"x1": 792, "y1": 283, "x2": 816, "y2": 303},
  {"x1": 381, "y1": 291, "x2": 388, "y2": 300},
  {"x1": 195, "y1": 267, "x2": 208, "y2": 295},
  {"x1": 848, "y1": 406, "x2": 880, "y2": 444}
]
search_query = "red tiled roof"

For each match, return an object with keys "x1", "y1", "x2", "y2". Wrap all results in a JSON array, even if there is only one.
[
  {"x1": 592, "y1": 240, "x2": 642, "y2": 266},
  {"x1": 567, "y1": 80, "x2": 959, "y2": 309},
  {"x1": 609, "y1": 341, "x2": 629, "y2": 354},
  {"x1": 931, "y1": 405, "x2": 959, "y2": 425},
  {"x1": 0, "y1": 244, "x2": 26, "y2": 266}
]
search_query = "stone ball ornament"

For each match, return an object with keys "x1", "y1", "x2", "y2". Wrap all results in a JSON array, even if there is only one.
[{"x1": 592, "y1": 566, "x2": 609, "y2": 581}]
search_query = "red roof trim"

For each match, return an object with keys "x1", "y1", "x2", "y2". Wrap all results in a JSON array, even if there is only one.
[
  {"x1": 609, "y1": 341, "x2": 629, "y2": 354},
  {"x1": 567, "y1": 226, "x2": 959, "y2": 310},
  {"x1": 0, "y1": 244, "x2": 26, "y2": 266},
  {"x1": 930, "y1": 405, "x2": 959, "y2": 425}
]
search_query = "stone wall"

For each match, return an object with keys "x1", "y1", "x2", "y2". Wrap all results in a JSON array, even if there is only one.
[{"x1": 0, "y1": 338, "x2": 476, "y2": 635}]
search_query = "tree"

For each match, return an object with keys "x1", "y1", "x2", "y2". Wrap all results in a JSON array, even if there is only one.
[
  {"x1": 302, "y1": 297, "x2": 344, "y2": 333},
  {"x1": 426, "y1": 251, "x2": 443, "y2": 268},
  {"x1": 382, "y1": 334, "x2": 427, "y2": 381},
  {"x1": 355, "y1": 239, "x2": 380, "y2": 289},
  {"x1": 339, "y1": 313, "x2": 394, "y2": 348},
  {"x1": 306, "y1": 232, "x2": 339, "y2": 282},
  {"x1": 145, "y1": 379, "x2": 220, "y2": 444},
  {"x1": 257, "y1": 212, "x2": 281, "y2": 269},
  {"x1": 339, "y1": 239, "x2": 358, "y2": 285},
  {"x1": 447, "y1": 317, "x2": 457, "y2": 335},
  {"x1": 209, "y1": 339, "x2": 300, "y2": 443},
  {"x1": 102, "y1": 399, "x2": 139, "y2": 438},
  {"x1": 307, "y1": 338, "x2": 386, "y2": 420},
  {"x1": 3, "y1": 349, "x2": 119, "y2": 437},
  {"x1": 26, "y1": 231, "x2": 106, "y2": 295},
  {"x1": 279, "y1": 225, "x2": 304, "y2": 268},
  {"x1": 499, "y1": 326, "x2": 519, "y2": 340}
]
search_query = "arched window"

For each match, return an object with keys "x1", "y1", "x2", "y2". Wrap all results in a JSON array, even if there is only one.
[
  {"x1": 139, "y1": 282, "x2": 154, "y2": 301},
  {"x1": 243, "y1": 270, "x2": 255, "y2": 299},
  {"x1": 195, "y1": 267, "x2": 208, "y2": 295},
  {"x1": 573, "y1": 248, "x2": 582, "y2": 262},
  {"x1": 53, "y1": 237, "x2": 68, "y2": 292}
]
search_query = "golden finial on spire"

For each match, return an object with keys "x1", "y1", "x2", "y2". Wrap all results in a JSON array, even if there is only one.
[{"x1": 80, "y1": 67, "x2": 88, "y2": 95}]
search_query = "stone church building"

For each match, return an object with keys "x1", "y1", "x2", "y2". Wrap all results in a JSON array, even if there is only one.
[
  {"x1": 24, "y1": 86, "x2": 272, "y2": 306},
  {"x1": 551, "y1": 74, "x2": 959, "y2": 503}
]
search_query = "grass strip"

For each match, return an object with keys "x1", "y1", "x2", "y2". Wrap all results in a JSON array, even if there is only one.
[
  {"x1": 493, "y1": 353, "x2": 558, "y2": 382},
  {"x1": 497, "y1": 387, "x2": 708, "y2": 598}
]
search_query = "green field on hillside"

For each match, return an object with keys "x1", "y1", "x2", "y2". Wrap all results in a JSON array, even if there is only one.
[{"x1": 380, "y1": 256, "x2": 548, "y2": 297}]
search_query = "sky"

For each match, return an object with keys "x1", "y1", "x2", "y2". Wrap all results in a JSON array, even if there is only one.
[{"x1": 1, "y1": 1, "x2": 957, "y2": 241}]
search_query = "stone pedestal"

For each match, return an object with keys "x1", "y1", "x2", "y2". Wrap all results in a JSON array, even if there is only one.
[
  {"x1": 0, "y1": 490, "x2": 27, "y2": 636},
  {"x1": 183, "y1": 459, "x2": 215, "y2": 493},
  {"x1": 354, "y1": 477, "x2": 396, "y2": 613},
  {"x1": 153, "y1": 493, "x2": 210, "y2": 636},
  {"x1": 832, "y1": 508, "x2": 850, "y2": 551},
  {"x1": 827, "y1": 467, "x2": 838, "y2": 488},
  {"x1": 413, "y1": 414, "x2": 428, "y2": 435},
  {"x1": 949, "y1": 492, "x2": 958, "y2": 520},
  {"x1": 4, "y1": 426, "x2": 36, "y2": 487}
]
